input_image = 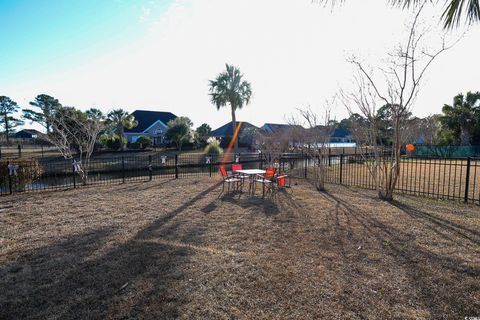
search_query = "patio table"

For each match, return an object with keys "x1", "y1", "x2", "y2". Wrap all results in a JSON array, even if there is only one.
[
  {"x1": 232, "y1": 169, "x2": 266, "y2": 194},
  {"x1": 233, "y1": 169, "x2": 266, "y2": 175}
]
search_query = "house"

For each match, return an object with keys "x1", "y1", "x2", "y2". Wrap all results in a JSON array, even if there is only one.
[
  {"x1": 260, "y1": 123, "x2": 306, "y2": 148},
  {"x1": 124, "y1": 110, "x2": 177, "y2": 146},
  {"x1": 330, "y1": 128, "x2": 353, "y2": 143},
  {"x1": 209, "y1": 121, "x2": 259, "y2": 147},
  {"x1": 261, "y1": 123, "x2": 304, "y2": 135},
  {"x1": 14, "y1": 129, "x2": 41, "y2": 140},
  {"x1": 210, "y1": 121, "x2": 259, "y2": 138}
]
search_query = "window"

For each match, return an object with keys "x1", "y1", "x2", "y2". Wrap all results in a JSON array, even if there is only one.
[
  {"x1": 154, "y1": 129, "x2": 163, "y2": 135},
  {"x1": 131, "y1": 136, "x2": 138, "y2": 142}
]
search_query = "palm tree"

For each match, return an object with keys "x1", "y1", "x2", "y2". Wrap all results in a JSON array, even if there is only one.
[
  {"x1": 322, "y1": 0, "x2": 479, "y2": 28},
  {"x1": 440, "y1": 92, "x2": 480, "y2": 145},
  {"x1": 107, "y1": 109, "x2": 138, "y2": 151},
  {"x1": 209, "y1": 64, "x2": 252, "y2": 152}
]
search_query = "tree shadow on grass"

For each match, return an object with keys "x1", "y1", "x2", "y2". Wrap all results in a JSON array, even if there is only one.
[
  {"x1": 390, "y1": 200, "x2": 480, "y2": 245},
  {"x1": 319, "y1": 190, "x2": 480, "y2": 318},
  {"x1": 219, "y1": 193, "x2": 281, "y2": 217},
  {"x1": 0, "y1": 181, "x2": 222, "y2": 319}
]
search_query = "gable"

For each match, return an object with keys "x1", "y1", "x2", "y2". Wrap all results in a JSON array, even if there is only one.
[{"x1": 143, "y1": 120, "x2": 167, "y2": 134}]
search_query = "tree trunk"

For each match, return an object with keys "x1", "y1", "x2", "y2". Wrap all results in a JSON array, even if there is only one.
[
  {"x1": 460, "y1": 127, "x2": 470, "y2": 145},
  {"x1": 119, "y1": 125, "x2": 125, "y2": 151},
  {"x1": 231, "y1": 106, "x2": 238, "y2": 153},
  {"x1": 4, "y1": 114, "x2": 9, "y2": 144}
]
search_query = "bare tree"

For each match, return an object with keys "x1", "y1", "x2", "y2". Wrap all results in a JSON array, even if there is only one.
[
  {"x1": 340, "y1": 3, "x2": 462, "y2": 200},
  {"x1": 41, "y1": 106, "x2": 105, "y2": 184},
  {"x1": 288, "y1": 105, "x2": 334, "y2": 191},
  {"x1": 405, "y1": 114, "x2": 442, "y2": 145},
  {"x1": 255, "y1": 129, "x2": 291, "y2": 166}
]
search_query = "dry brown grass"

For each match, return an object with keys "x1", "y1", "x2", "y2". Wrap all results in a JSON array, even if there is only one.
[
  {"x1": 328, "y1": 158, "x2": 480, "y2": 202},
  {"x1": 1, "y1": 178, "x2": 479, "y2": 319}
]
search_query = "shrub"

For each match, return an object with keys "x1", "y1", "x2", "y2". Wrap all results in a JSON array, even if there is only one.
[
  {"x1": 136, "y1": 136, "x2": 153, "y2": 149},
  {"x1": 100, "y1": 135, "x2": 126, "y2": 150},
  {"x1": 204, "y1": 137, "x2": 223, "y2": 155},
  {"x1": 127, "y1": 141, "x2": 142, "y2": 149},
  {"x1": 0, "y1": 158, "x2": 43, "y2": 188}
]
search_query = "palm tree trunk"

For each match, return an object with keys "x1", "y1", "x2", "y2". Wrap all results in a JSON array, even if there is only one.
[
  {"x1": 231, "y1": 106, "x2": 238, "y2": 153},
  {"x1": 119, "y1": 125, "x2": 125, "y2": 151}
]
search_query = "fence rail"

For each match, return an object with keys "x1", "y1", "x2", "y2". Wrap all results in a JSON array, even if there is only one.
[
  {"x1": 1, "y1": 152, "x2": 479, "y2": 205},
  {"x1": 321, "y1": 154, "x2": 480, "y2": 204}
]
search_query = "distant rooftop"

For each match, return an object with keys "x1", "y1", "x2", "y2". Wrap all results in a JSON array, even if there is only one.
[
  {"x1": 210, "y1": 121, "x2": 259, "y2": 137},
  {"x1": 125, "y1": 110, "x2": 177, "y2": 133}
]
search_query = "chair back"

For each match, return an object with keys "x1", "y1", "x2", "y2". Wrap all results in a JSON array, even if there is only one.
[
  {"x1": 264, "y1": 167, "x2": 276, "y2": 179},
  {"x1": 219, "y1": 166, "x2": 228, "y2": 178},
  {"x1": 277, "y1": 175, "x2": 286, "y2": 187},
  {"x1": 231, "y1": 163, "x2": 242, "y2": 171}
]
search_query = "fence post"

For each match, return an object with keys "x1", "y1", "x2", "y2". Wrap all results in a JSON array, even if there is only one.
[
  {"x1": 148, "y1": 155, "x2": 153, "y2": 181},
  {"x1": 464, "y1": 157, "x2": 471, "y2": 203},
  {"x1": 18, "y1": 144, "x2": 21, "y2": 158},
  {"x1": 41, "y1": 145, "x2": 44, "y2": 158},
  {"x1": 122, "y1": 156, "x2": 126, "y2": 183},
  {"x1": 175, "y1": 154, "x2": 179, "y2": 179},
  {"x1": 304, "y1": 153, "x2": 308, "y2": 179},
  {"x1": 339, "y1": 154, "x2": 344, "y2": 184},
  {"x1": 0, "y1": 146, "x2": 2, "y2": 159},
  {"x1": 209, "y1": 155, "x2": 212, "y2": 177},
  {"x1": 72, "y1": 161, "x2": 76, "y2": 188},
  {"x1": 258, "y1": 152, "x2": 262, "y2": 169},
  {"x1": 7, "y1": 160, "x2": 12, "y2": 194}
]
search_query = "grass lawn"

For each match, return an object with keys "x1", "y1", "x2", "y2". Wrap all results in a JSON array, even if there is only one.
[{"x1": 1, "y1": 178, "x2": 479, "y2": 319}]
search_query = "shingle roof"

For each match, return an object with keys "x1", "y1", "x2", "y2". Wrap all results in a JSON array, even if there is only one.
[
  {"x1": 262, "y1": 123, "x2": 304, "y2": 134},
  {"x1": 331, "y1": 128, "x2": 351, "y2": 138},
  {"x1": 125, "y1": 110, "x2": 177, "y2": 133},
  {"x1": 15, "y1": 129, "x2": 42, "y2": 138},
  {"x1": 210, "y1": 121, "x2": 259, "y2": 137}
]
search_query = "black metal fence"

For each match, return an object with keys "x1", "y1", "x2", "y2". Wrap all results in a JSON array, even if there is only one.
[
  {"x1": 0, "y1": 144, "x2": 59, "y2": 159},
  {"x1": 2, "y1": 152, "x2": 479, "y2": 205},
  {"x1": 321, "y1": 154, "x2": 480, "y2": 204},
  {"x1": 0, "y1": 152, "x2": 307, "y2": 196}
]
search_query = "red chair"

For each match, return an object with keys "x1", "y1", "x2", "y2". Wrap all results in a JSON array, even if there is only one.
[
  {"x1": 275, "y1": 174, "x2": 290, "y2": 189},
  {"x1": 232, "y1": 163, "x2": 254, "y2": 193},
  {"x1": 220, "y1": 166, "x2": 241, "y2": 193},
  {"x1": 231, "y1": 163, "x2": 242, "y2": 171},
  {"x1": 231, "y1": 163, "x2": 249, "y2": 179},
  {"x1": 254, "y1": 167, "x2": 276, "y2": 197}
]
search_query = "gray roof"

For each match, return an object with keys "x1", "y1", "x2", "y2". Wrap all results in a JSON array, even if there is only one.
[{"x1": 210, "y1": 121, "x2": 259, "y2": 137}]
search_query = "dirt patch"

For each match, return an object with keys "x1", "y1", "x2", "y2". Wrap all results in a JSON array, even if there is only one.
[{"x1": 1, "y1": 178, "x2": 479, "y2": 319}]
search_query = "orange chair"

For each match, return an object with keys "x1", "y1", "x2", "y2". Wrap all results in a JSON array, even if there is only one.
[
  {"x1": 254, "y1": 167, "x2": 276, "y2": 197},
  {"x1": 220, "y1": 166, "x2": 241, "y2": 193}
]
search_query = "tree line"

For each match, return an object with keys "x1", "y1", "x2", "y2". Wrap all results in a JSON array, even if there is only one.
[
  {"x1": 0, "y1": 94, "x2": 217, "y2": 151},
  {"x1": 332, "y1": 91, "x2": 480, "y2": 147}
]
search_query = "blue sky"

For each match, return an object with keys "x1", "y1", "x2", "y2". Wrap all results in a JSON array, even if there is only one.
[
  {"x1": 0, "y1": 0, "x2": 170, "y2": 83},
  {"x1": 1, "y1": 0, "x2": 479, "y2": 131}
]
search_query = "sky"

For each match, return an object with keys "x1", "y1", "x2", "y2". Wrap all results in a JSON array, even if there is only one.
[{"x1": 1, "y1": 0, "x2": 479, "y2": 131}]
